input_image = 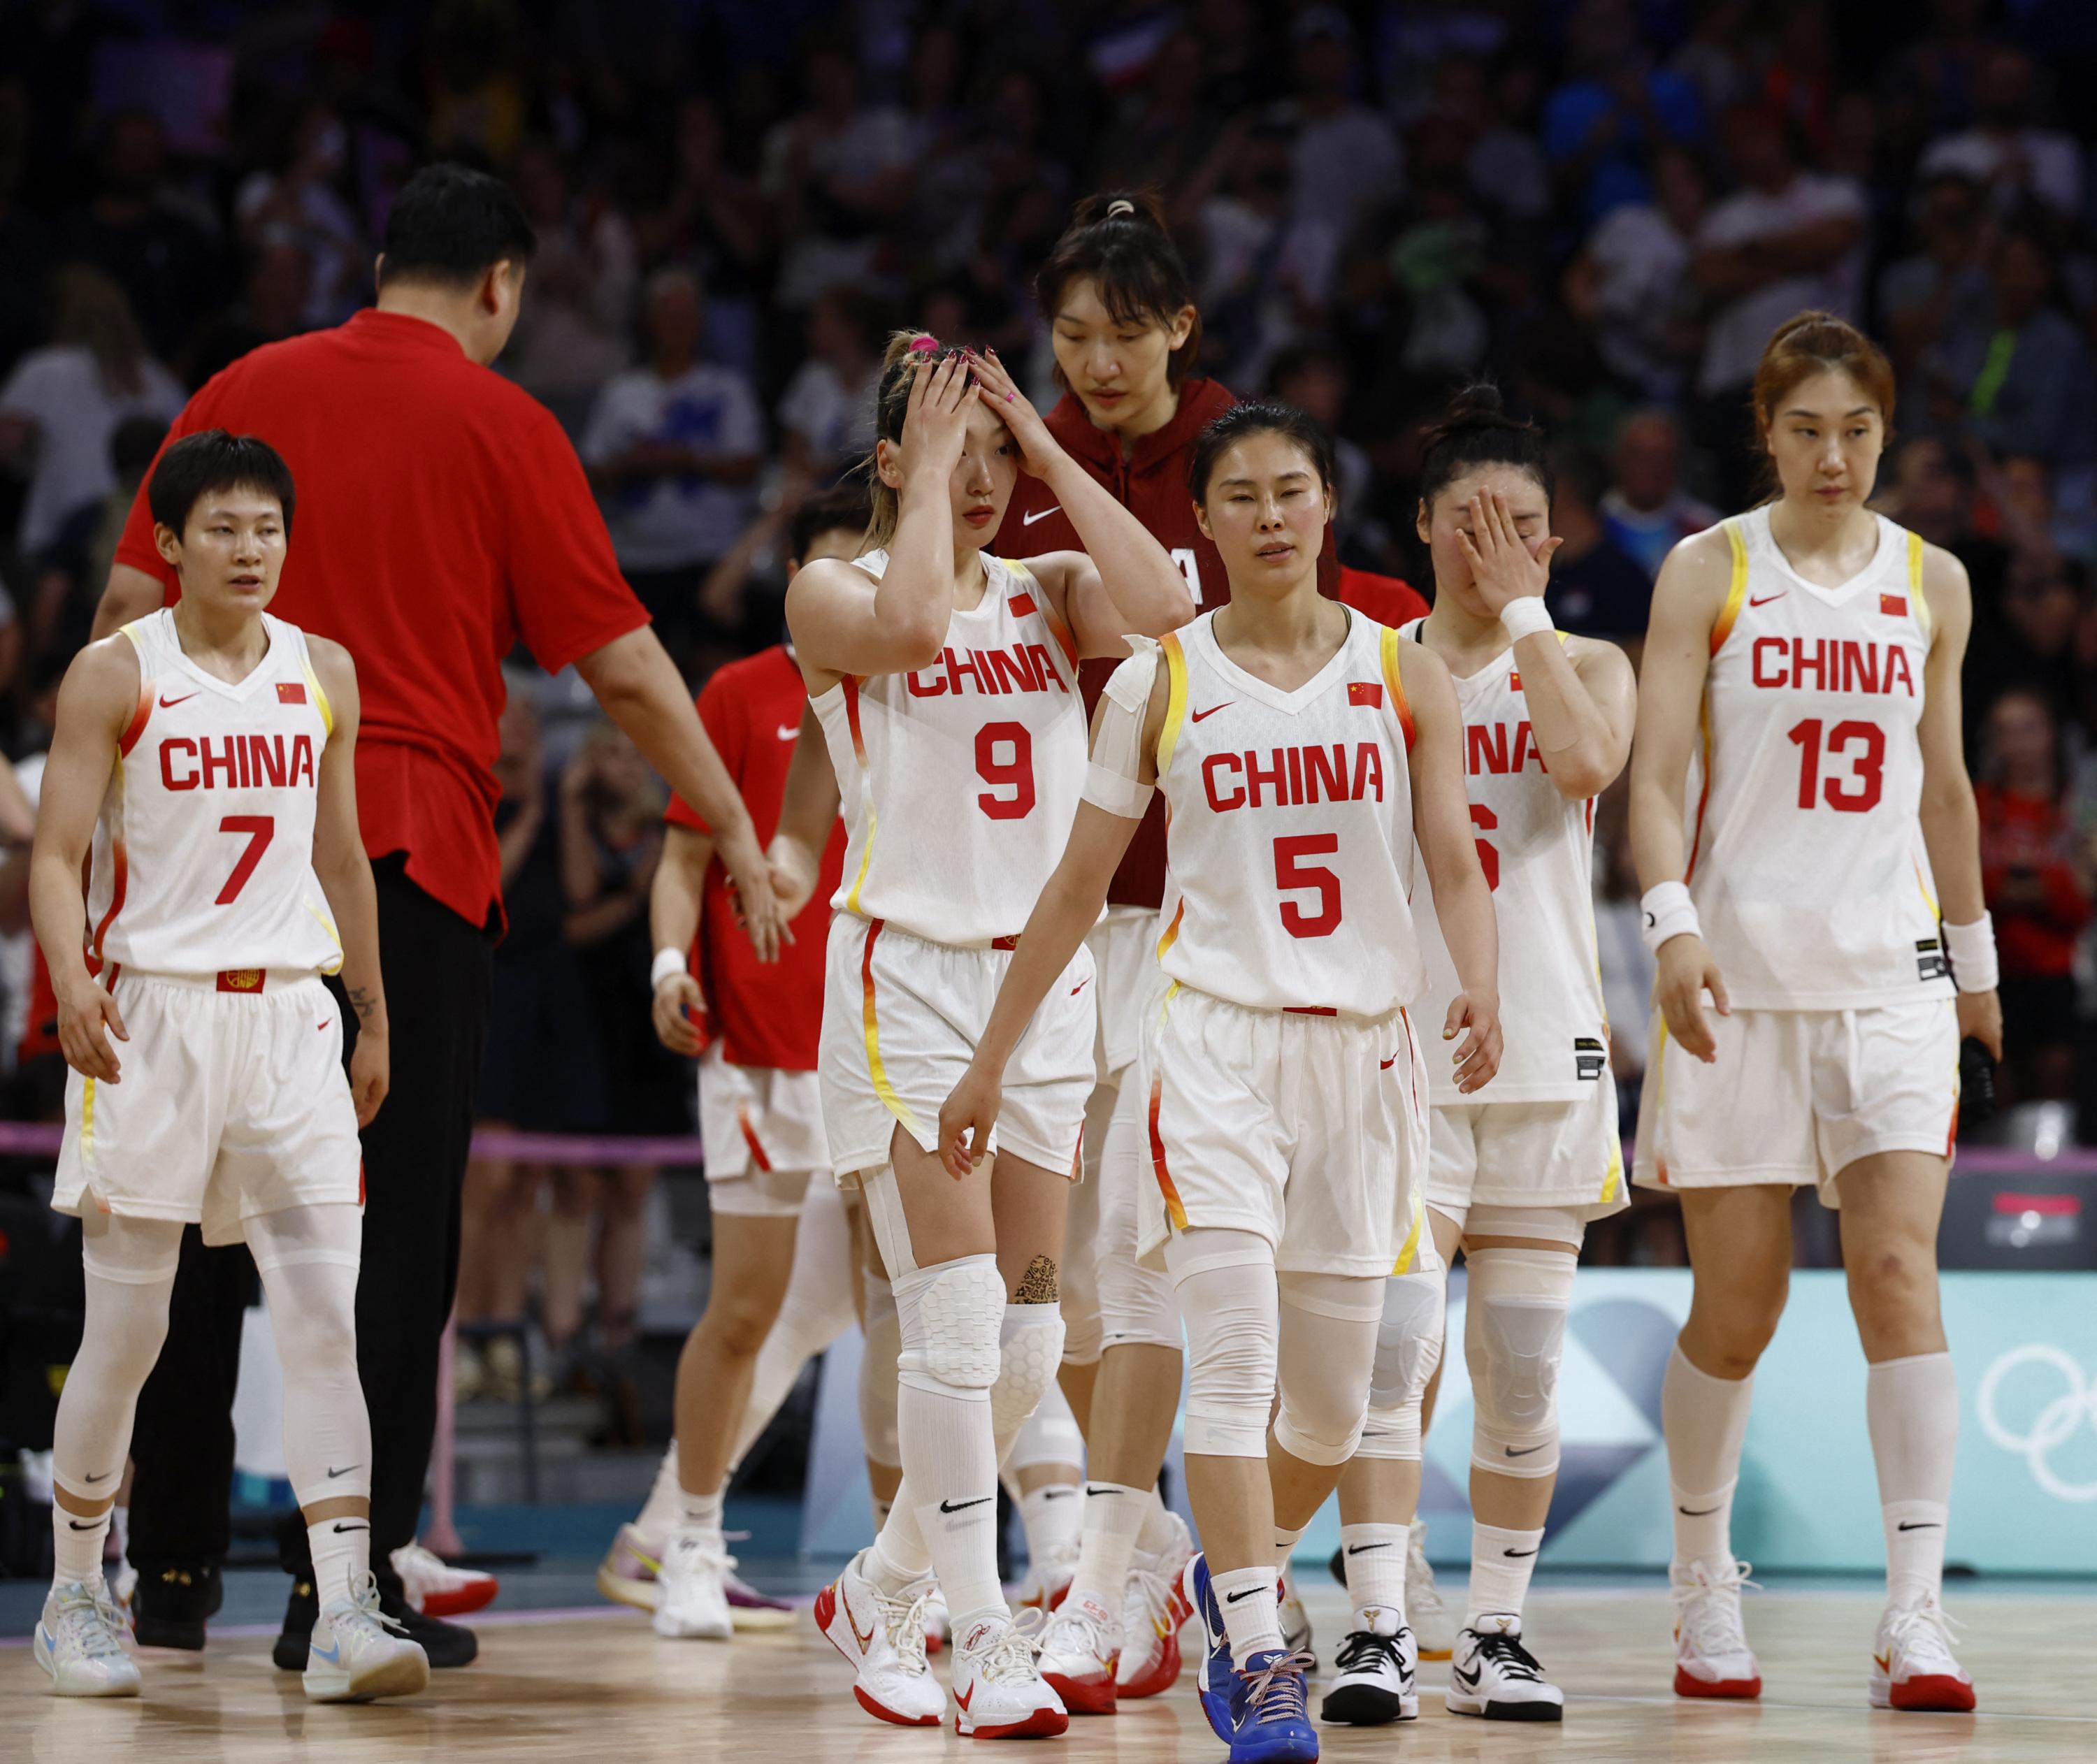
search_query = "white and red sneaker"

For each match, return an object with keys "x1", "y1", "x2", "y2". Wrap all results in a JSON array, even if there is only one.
[
  {"x1": 1116, "y1": 1507, "x2": 1194, "y2": 1700},
  {"x1": 1036, "y1": 1589, "x2": 1120, "y2": 1714},
  {"x1": 1870, "y1": 1599, "x2": 1975, "y2": 1712},
  {"x1": 923, "y1": 1581, "x2": 951, "y2": 1655},
  {"x1": 950, "y1": 1610, "x2": 1069, "y2": 1740},
  {"x1": 1671, "y1": 1558, "x2": 1761, "y2": 1699},
  {"x1": 1013, "y1": 1544, "x2": 1077, "y2": 1613},
  {"x1": 814, "y1": 1549, "x2": 944, "y2": 1727},
  {"x1": 391, "y1": 1542, "x2": 498, "y2": 1619}
]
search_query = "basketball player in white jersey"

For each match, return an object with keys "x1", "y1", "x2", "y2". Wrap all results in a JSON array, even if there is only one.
[
  {"x1": 942, "y1": 403, "x2": 1499, "y2": 1763},
  {"x1": 1631, "y1": 314, "x2": 2002, "y2": 1712},
  {"x1": 779, "y1": 339, "x2": 1193, "y2": 1737},
  {"x1": 28, "y1": 431, "x2": 426, "y2": 1703},
  {"x1": 1321, "y1": 388, "x2": 1636, "y2": 1728}
]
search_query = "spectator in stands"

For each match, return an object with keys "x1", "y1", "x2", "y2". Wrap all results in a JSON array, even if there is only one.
[
  {"x1": 24, "y1": 414, "x2": 166, "y2": 670},
  {"x1": 1977, "y1": 688, "x2": 2089, "y2": 1101},
  {"x1": 186, "y1": 238, "x2": 316, "y2": 389},
  {"x1": 1544, "y1": 439, "x2": 1653, "y2": 644},
  {"x1": 503, "y1": 140, "x2": 638, "y2": 433},
  {"x1": 1601, "y1": 408, "x2": 1717, "y2": 582},
  {"x1": 1972, "y1": 549, "x2": 2086, "y2": 723},
  {"x1": 1917, "y1": 44, "x2": 2082, "y2": 219},
  {"x1": 0, "y1": 134, "x2": 55, "y2": 384},
  {"x1": 1878, "y1": 171, "x2": 1992, "y2": 416},
  {"x1": 582, "y1": 268, "x2": 764, "y2": 679},
  {"x1": 233, "y1": 102, "x2": 370, "y2": 328},
  {"x1": 634, "y1": 96, "x2": 770, "y2": 319},
  {"x1": 1566, "y1": 143, "x2": 1710, "y2": 403},
  {"x1": 1086, "y1": 29, "x2": 1225, "y2": 198},
  {"x1": 1280, "y1": 8, "x2": 1403, "y2": 235},
  {"x1": 1543, "y1": 0, "x2": 1705, "y2": 226},
  {"x1": 777, "y1": 285, "x2": 884, "y2": 482},
  {"x1": 1425, "y1": 55, "x2": 1551, "y2": 223},
  {"x1": 0, "y1": 266, "x2": 184, "y2": 561}
]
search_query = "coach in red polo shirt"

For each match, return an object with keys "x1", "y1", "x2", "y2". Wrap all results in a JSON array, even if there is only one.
[{"x1": 91, "y1": 166, "x2": 784, "y2": 1667}]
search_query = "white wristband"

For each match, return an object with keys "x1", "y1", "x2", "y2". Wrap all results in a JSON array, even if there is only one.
[
  {"x1": 649, "y1": 947, "x2": 689, "y2": 989},
  {"x1": 1499, "y1": 597, "x2": 1554, "y2": 643},
  {"x1": 1640, "y1": 881, "x2": 1701, "y2": 955},
  {"x1": 1942, "y1": 914, "x2": 1999, "y2": 994}
]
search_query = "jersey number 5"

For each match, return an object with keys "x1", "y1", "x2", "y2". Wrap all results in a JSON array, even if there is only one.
[
  {"x1": 975, "y1": 722, "x2": 1036, "y2": 820},
  {"x1": 1274, "y1": 834, "x2": 1342, "y2": 938},
  {"x1": 215, "y1": 815, "x2": 275, "y2": 904},
  {"x1": 1786, "y1": 718, "x2": 1885, "y2": 814}
]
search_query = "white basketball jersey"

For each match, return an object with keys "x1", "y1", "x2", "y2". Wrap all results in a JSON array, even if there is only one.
[
  {"x1": 86, "y1": 610, "x2": 343, "y2": 980},
  {"x1": 1153, "y1": 611, "x2": 1422, "y2": 1018},
  {"x1": 1402, "y1": 623, "x2": 1608, "y2": 1103},
  {"x1": 814, "y1": 550, "x2": 1088, "y2": 946},
  {"x1": 1687, "y1": 507, "x2": 1953, "y2": 1009}
]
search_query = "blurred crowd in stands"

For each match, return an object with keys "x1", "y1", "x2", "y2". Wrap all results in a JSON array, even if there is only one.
[{"x1": 0, "y1": 1, "x2": 2094, "y2": 1382}]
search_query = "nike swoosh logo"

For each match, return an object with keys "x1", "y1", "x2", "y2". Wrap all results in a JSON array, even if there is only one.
[
  {"x1": 1021, "y1": 507, "x2": 1060, "y2": 526},
  {"x1": 1896, "y1": 1521, "x2": 1941, "y2": 1532},
  {"x1": 326, "y1": 1464, "x2": 359, "y2": 1479},
  {"x1": 1070, "y1": 976, "x2": 1090, "y2": 996},
  {"x1": 1505, "y1": 1444, "x2": 1548, "y2": 1457},
  {"x1": 1502, "y1": 1548, "x2": 1539, "y2": 1558},
  {"x1": 1748, "y1": 592, "x2": 1786, "y2": 608},
  {"x1": 1380, "y1": 1056, "x2": 1397, "y2": 1070},
  {"x1": 1873, "y1": 1651, "x2": 1891, "y2": 1672},
  {"x1": 939, "y1": 1496, "x2": 994, "y2": 1514},
  {"x1": 777, "y1": 725, "x2": 798, "y2": 740},
  {"x1": 68, "y1": 1519, "x2": 99, "y2": 1531},
  {"x1": 1225, "y1": 1586, "x2": 1264, "y2": 1603},
  {"x1": 159, "y1": 691, "x2": 200, "y2": 708},
  {"x1": 82, "y1": 1469, "x2": 115, "y2": 1483},
  {"x1": 1347, "y1": 1543, "x2": 1392, "y2": 1555},
  {"x1": 332, "y1": 1521, "x2": 369, "y2": 1534},
  {"x1": 1085, "y1": 1487, "x2": 1125, "y2": 1496},
  {"x1": 956, "y1": 1682, "x2": 976, "y2": 1710},
  {"x1": 1454, "y1": 1665, "x2": 1481, "y2": 1687},
  {"x1": 845, "y1": 1588, "x2": 877, "y2": 1653},
  {"x1": 1189, "y1": 702, "x2": 1230, "y2": 723},
  {"x1": 317, "y1": 1019, "x2": 331, "y2": 1032},
  {"x1": 310, "y1": 1642, "x2": 342, "y2": 1665},
  {"x1": 1042, "y1": 1488, "x2": 1076, "y2": 1500},
  {"x1": 1678, "y1": 1505, "x2": 1722, "y2": 1517}
]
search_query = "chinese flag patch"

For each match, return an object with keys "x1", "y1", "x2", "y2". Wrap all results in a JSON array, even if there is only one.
[
  {"x1": 1510, "y1": 670, "x2": 1523, "y2": 693},
  {"x1": 1348, "y1": 681, "x2": 1384, "y2": 707},
  {"x1": 1879, "y1": 593, "x2": 1908, "y2": 618},
  {"x1": 1008, "y1": 591, "x2": 1037, "y2": 618},
  {"x1": 277, "y1": 681, "x2": 307, "y2": 704}
]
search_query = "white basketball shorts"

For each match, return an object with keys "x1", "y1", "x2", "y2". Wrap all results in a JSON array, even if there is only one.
[
  {"x1": 1087, "y1": 904, "x2": 1161, "y2": 1085},
  {"x1": 53, "y1": 970, "x2": 363, "y2": 1246},
  {"x1": 1426, "y1": 1077, "x2": 1627, "y2": 1223},
  {"x1": 1137, "y1": 985, "x2": 1434, "y2": 1279},
  {"x1": 819, "y1": 913, "x2": 1095, "y2": 1181},
  {"x1": 698, "y1": 1046, "x2": 828, "y2": 1216},
  {"x1": 1632, "y1": 995, "x2": 1959, "y2": 1204}
]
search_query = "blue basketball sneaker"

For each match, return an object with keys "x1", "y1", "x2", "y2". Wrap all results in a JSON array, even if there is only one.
[
  {"x1": 1232, "y1": 1647, "x2": 1320, "y2": 1763},
  {"x1": 1184, "y1": 1552, "x2": 1242, "y2": 1742}
]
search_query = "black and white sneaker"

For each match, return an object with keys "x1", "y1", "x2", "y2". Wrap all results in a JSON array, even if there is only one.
[
  {"x1": 1446, "y1": 1614, "x2": 1564, "y2": 1721},
  {"x1": 1320, "y1": 1607, "x2": 1418, "y2": 1724}
]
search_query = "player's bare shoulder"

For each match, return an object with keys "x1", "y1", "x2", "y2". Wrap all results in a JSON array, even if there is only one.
[
  {"x1": 1654, "y1": 521, "x2": 1738, "y2": 606},
  {"x1": 59, "y1": 628, "x2": 147, "y2": 735},
  {"x1": 1916, "y1": 536, "x2": 1973, "y2": 640}
]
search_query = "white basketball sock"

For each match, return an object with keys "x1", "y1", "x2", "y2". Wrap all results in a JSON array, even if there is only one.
[
  {"x1": 637, "y1": 1443, "x2": 682, "y2": 1541},
  {"x1": 680, "y1": 1489, "x2": 724, "y2": 1544},
  {"x1": 53, "y1": 1508, "x2": 109, "y2": 1590},
  {"x1": 309, "y1": 1514, "x2": 370, "y2": 1605},
  {"x1": 1018, "y1": 1482, "x2": 1083, "y2": 1580},
  {"x1": 1212, "y1": 1564, "x2": 1283, "y2": 1666},
  {"x1": 1341, "y1": 1522, "x2": 1410, "y2": 1627},
  {"x1": 1137, "y1": 1486, "x2": 1179, "y2": 1555},
  {"x1": 1273, "y1": 1521, "x2": 1308, "y2": 1573},
  {"x1": 1067, "y1": 1481, "x2": 1148, "y2": 1612},
  {"x1": 1663, "y1": 1345, "x2": 1754, "y2": 1570},
  {"x1": 1465, "y1": 1523, "x2": 1543, "y2": 1626},
  {"x1": 1867, "y1": 1352, "x2": 1958, "y2": 1607}
]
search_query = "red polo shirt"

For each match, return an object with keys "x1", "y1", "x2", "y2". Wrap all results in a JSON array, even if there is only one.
[
  {"x1": 994, "y1": 380, "x2": 1423, "y2": 906},
  {"x1": 665, "y1": 647, "x2": 844, "y2": 1070},
  {"x1": 115, "y1": 309, "x2": 649, "y2": 930}
]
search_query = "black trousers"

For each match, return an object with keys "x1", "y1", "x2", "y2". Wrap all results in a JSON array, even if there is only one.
[{"x1": 129, "y1": 858, "x2": 493, "y2": 1596}]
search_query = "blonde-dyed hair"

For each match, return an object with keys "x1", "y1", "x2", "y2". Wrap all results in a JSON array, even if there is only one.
[{"x1": 859, "y1": 330, "x2": 978, "y2": 551}]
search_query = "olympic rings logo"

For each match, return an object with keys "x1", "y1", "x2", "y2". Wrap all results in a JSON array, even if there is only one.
[{"x1": 1976, "y1": 1345, "x2": 2097, "y2": 1503}]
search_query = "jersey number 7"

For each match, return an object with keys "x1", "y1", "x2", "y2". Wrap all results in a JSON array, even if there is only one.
[{"x1": 215, "y1": 815, "x2": 275, "y2": 904}]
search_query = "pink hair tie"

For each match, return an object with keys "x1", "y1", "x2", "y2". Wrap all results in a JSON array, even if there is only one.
[{"x1": 907, "y1": 334, "x2": 939, "y2": 354}]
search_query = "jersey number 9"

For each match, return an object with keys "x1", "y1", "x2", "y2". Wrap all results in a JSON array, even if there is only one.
[{"x1": 975, "y1": 721, "x2": 1036, "y2": 820}]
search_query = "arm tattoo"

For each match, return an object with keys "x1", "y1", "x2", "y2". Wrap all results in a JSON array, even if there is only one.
[
  {"x1": 1014, "y1": 1255, "x2": 1059, "y2": 1304},
  {"x1": 346, "y1": 985, "x2": 380, "y2": 1025}
]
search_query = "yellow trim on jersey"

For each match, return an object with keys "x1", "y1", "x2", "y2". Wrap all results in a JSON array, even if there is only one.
[
  {"x1": 1154, "y1": 632, "x2": 1189, "y2": 775},
  {"x1": 301, "y1": 652, "x2": 335, "y2": 737},
  {"x1": 1391, "y1": 1187, "x2": 1426, "y2": 1275},
  {"x1": 1914, "y1": 855, "x2": 1939, "y2": 920},
  {"x1": 80, "y1": 1076, "x2": 96, "y2": 1171},
  {"x1": 1906, "y1": 528, "x2": 1933, "y2": 644},
  {"x1": 1379, "y1": 625, "x2": 1415, "y2": 748},
  {"x1": 843, "y1": 803, "x2": 877, "y2": 916},
  {"x1": 1710, "y1": 520, "x2": 1749, "y2": 655},
  {"x1": 305, "y1": 899, "x2": 345, "y2": 975}
]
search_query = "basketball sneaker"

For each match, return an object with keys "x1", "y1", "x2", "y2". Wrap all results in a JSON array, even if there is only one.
[
  {"x1": 1231, "y1": 1647, "x2": 1320, "y2": 1763},
  {"x1": 1446, "y1": 1614, "x2": 1564, "y2": 1721},
  {"x1": 923, "y1": 1580, "x2": 951, "y2": 1654},
  {"x1": 1869, "y1": 1598, "x2": 1975, "y2": 1712},
  {"x1": 1670, "y1": 1556, "x2": 1761, "y2": 1699},
  {"x1": 652, "y1": 1531, "x2": 733, "y2": 1640},
  {"x1": 1185, "y1": 1552, "x2": 1244, "y2": 1742},
  {"x1": 1116, "y1": 1520, "x2": 1193, "y2": 1700},
  {"x1": 1278, "y1": 1560, "x2": 1314, "y2": 1667},
  {"x1": 131, "y1": 1559, "x2": 223, "y2": 1649},
  {"x1": 597, "y1": 1521, "x2": 662, "y2": 1612},
  {"x1": 1320, "y1": 1608, "x2": 1418, "y2": 1724},
  {"x1": 813, "y1": 1548, "x2": 944, "y2": 1727},
  {"x1": 723, "y1": 1566, "x2": 796, "y2": 1630},
  {"x1": 1036, "y1": 1588, "x2": 1121, "y2": 1714},
  {"x1": 1408, "y1": 1526, "x2": 1455, "y2": 1660},
  {"x1": 303, "y1": 1574, "x2": 431, "y2": 1704},
  {"x1": 392, "y1": 1542, "x2": 498, "y2": 1619},
  {"x1": 35, "y1": 1582, "x2": 140, "y2": 1697},
  {"x1": 1014, "y1": 1541, "x2": 1078, "y2": 1612},
  {"x1": 949, "y1": 1609, "x2": 1068, "y2": 1739}
]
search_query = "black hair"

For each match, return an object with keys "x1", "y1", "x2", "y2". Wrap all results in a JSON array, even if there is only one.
[
  {"x1": 1418, "y1": 383, "x2": 1552, "y2": 512},
  {"x1": 377, "y1": 163, "x2": 537, "y2": 290},
  {"x1": 791, "y1": 482, "x2": 874, "y2": 563},
  {"x1": 1187, "y1": 402, "x2": 1337, "y2": 503},
  {"x1": 147, "y1": 431, "x2": 296, "y2": 535},
  {"x1": 1034, "y1": 191, "x2": 1202, "y2": 387}
]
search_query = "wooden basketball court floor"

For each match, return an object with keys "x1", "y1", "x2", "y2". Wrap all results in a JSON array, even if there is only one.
[{"x1": 6, "y1": 1574, "x2": 2090, "y2": 1762}]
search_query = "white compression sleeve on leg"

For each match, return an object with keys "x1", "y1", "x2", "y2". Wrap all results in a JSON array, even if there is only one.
[
  {"x1": 246, "y1": 1203, "x2": 371, "y2": 1511},
  {"x1": 1355, "y1": 1265, "x2": 1447, "y2": 1460},
  {"x1": 1164, "y1": 1229, "x2": 1278, "y2": 1459},
  {"x1": 727, "y1": 1177, "x2": 860, "y2": 1474},
  {"x1": 1465, "y1": 1248, "x2": 1576, "y2": 1479},
  {"x1": 1664, "y1": 1345, "x2": 1754, "y2": 1570},
  {"x1": 1868, "y1": 1351, "x2": 1958, "y2": 1607},
  {"x1": 1273, "y1": 1271, "x2": 1385, "y2": 1467}
]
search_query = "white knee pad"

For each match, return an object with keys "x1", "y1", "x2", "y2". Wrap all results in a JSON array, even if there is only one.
[
  {"x1": 1002, "y1": 1357, "x2": 1083, "y2": 1472},
  {"x1": 991, "y1": 1302, "x2": 1067, "y2": 1461},
  {"x1": 859, "y1": 1270, "x2": 903, "y2": 1468},
  {"x1": 1358, "y1": 1266, "x2": 1447, "y2": 1461},
  {"x1": 1273, "y1": 1272, "x2": 1384, "y2": 1467},
  {"x1": 1166, "y1": 1229, "x2": 1278, "y2": 1459},
  {"x1": 1466, "y1": 1248, "x2": 1576, "y2": 1480},
  {"x1": 893, "y1": 1255, "x2": 1005, "y2": 1397}
]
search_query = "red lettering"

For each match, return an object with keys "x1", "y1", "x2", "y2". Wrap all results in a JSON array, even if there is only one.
[
  {"x1": 1839, "y1": 640, "x2": 1878, "y2": 695},
  {"x1": 906, "y1": 665, "x2": 946, "y2": 697},
  {"x1": 1467, "y1": 723, "x2": 1508, "y2": 776},
  {"x1": 1202, "y1": 751, "x2": 1245, "y2": 811},
  {"x1": 160, "y1": 737, "x2": 199, "y2": 790},
  {"x1": 1025, "y1": 642, "x2": 1069, "y2": 693},
  {"x1": 200, "y1": 736, "x2": 238, "y2": 788},
  {"x1": 1304, "y1": 744, "x2": 1347, "y2": 804},
  {"x1": 987, "y1": 649, "x2": 1038, "y2": 694},
  {"x1": 1285, "y1": 746, "x2": 1304, "y2": 806},
  {"x1": 1792, "y1": 638, "x2": 1827, "y2": 690},
  {"x1": 1885, "y1": 646, "x2": 1915, "y2": 696},
  {"x1": 1752, "y1": 636, "x2": 1788, "y2": 688},
  {"x1": 1512, "y1": 721, "x2": 1546, "y2": 772},
  {"x1": 1246, "y1": 749, "x2": 1288, "y2": 808},
  {"x1": 291, "y1": 735, "x2": 315, "y2": 786},
  {"x1": 252, "y1": 735, "x2": 287, "y2": 788},
  {"x1": 945, "y1": 648, "x2": 986, "y2": 695},
  {"x1": 1352, "y1": 742, "x2": 1385, "y2": 802}
]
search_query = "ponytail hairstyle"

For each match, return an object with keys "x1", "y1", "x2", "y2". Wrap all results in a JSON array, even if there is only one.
[
  {"x1": 1034, "y1": 190, "x2": 1202, "y2": 387},
  {"x1": 1750, "y1": 310, "x2": 1896, "y2": 465},
  {"x1": 1186, "y1": 401, "x2": 1337, "y2": 503},
  {"x1": 858, "y1": 329, "x2": 978, "y2": 551},
  {"x1": 1418, "y1": 382, "x2": 1553, "y2": 514}
]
